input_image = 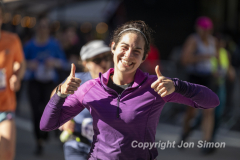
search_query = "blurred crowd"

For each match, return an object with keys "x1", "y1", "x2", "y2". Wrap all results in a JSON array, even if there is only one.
[{"x1": 1, "y1": 3, "x2": 240, "y2": 160}]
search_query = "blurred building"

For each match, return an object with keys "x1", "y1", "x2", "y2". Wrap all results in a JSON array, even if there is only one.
[{"x1": 1, "y1": 0, "x2": 240, "y2": 59}]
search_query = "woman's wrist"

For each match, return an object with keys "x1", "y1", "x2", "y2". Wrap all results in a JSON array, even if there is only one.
[
  {"x1": 171, "y1": 78, "x2": 188, "y2": 95},
  {"x1": 56, "y1": 84, "x2": 67, "y2": 98}
]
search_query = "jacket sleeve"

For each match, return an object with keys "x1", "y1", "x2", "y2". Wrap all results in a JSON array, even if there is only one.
[
  {"x1": 40, "y1": 80, "x2": 95, "y2": 131},
  {"x1": 162, "y1": 78, "x2": 220, "y2": 109}
]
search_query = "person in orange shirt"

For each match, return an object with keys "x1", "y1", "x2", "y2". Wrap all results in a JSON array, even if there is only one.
[{"x1": 0, "y1": 3, "x2": 26, "y2": 160}]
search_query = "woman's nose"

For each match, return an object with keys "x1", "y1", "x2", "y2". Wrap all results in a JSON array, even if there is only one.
[{"x1": 124, "y1": 49, "x2": 133, "y2": 58}]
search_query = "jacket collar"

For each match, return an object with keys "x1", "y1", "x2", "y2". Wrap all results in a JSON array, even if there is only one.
[{"x1": 100, "y1": 68, "x2": 148, "y2": 88}]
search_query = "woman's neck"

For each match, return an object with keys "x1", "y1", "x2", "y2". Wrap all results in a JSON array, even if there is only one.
[{"x1": 112, "y1": 69, "x2": 135, "y2": 85}]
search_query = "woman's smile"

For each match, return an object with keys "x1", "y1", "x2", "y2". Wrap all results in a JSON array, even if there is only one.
[{"x1": 119, "y1": 58, "x2": 134, "y2": 67}]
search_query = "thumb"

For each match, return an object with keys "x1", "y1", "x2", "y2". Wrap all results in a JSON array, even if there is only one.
[
  {"x1": 70, "y1": 63, "x2": 76, "y2": 77},
  {"x1": 155, "y1": 65, "x2": 162, "y2": 78}
]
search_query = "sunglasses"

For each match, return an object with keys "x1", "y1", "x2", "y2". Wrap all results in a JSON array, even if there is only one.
[{"x1": 88, "y1": 54, "x2": 111, "y2": 65}]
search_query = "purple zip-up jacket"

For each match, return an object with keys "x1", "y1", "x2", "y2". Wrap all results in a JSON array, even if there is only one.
[{"x1": 40, "y1": 68, "x2": 219, "y2": 160}]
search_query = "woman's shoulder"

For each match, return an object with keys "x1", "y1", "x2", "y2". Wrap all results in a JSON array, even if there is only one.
[
  {"x1": 79, "y1": 77, "x2": 99, "y2": 90},
  {"x1": 76, "y1": 78, "x2": 100, "y2": 98}
]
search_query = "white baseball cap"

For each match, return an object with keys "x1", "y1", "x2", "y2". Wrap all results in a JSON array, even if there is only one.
[{"x1": 80, "y1": 40, "x2": 111, "y2": 61}]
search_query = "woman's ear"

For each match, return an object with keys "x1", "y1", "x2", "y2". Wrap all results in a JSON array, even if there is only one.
[
  {"x1": 111, "y1": 42, "x2": 115, "y2": 53},
  {"x1": 141, "y1": 54, "x2": 148, "y2": 63}
]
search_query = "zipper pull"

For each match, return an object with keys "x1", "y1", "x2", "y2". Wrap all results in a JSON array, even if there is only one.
[{"x1": 117, "y1": 98, "x2": 120, "y2": 118}]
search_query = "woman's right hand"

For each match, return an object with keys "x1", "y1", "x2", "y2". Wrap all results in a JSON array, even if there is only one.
[{"x1": 60, "y1": 63, "x2": 81, "y2": 95}]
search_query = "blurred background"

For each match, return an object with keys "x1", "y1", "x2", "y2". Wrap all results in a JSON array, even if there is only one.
[{"x1": 2, "y1": 0, "x2": 240, "y2": 159}]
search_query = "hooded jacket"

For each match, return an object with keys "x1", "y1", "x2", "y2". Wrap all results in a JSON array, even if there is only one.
[{"x1": 40, "y1": 68, "x2": 219, "y2": 160}]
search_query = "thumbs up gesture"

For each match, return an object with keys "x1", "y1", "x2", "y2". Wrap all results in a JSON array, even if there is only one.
[
  {"x1": 151, "y1": 65, "x2": 175, "y2": 97},
  {"x1": 60, "y1": 63, "x2": 81, "y2": 95}
]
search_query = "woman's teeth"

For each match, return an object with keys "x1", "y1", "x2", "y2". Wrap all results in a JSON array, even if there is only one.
[{"x1": 122, "y1": 59, "x2": 133, "y2": 66}]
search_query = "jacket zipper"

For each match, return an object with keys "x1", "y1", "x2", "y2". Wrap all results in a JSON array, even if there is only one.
[
  {"x1": 117, "y1": 91, "x2": 124, "y2": 118},
  {"x1": 100, "y1": 74, "x2": 148, "y2": 118},
  {"x1": 102, "y1": 87, "x2": 127, "y2": 118},
  {"x1": 101, "y1": 84, "x2": 122, "y2": 118},
  {"x1": 117, "y1": 97, "x2": 120, "y2": 118}
]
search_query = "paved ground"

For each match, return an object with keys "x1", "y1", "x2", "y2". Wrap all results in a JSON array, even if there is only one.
[
  {"x1": 14, "y1": 82, "x2": 240, "y2": 160},
  {"x1": 155, "y1": 123, "x2": 240, "y2": 160},
  {"x1": 15, "y1": 118, "x2": 240, "y2": 160},
  {"x1": 16, "y1": 127, "x2": 64, "y2": 160}
]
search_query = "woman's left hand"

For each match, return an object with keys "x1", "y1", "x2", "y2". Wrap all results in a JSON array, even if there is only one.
[{"x1": 151, "y1": 65, "x2": 175, "y2": 97}]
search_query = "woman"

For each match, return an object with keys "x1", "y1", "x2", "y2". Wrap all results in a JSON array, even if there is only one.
[
  {"x1": 0, "y1": 26, "x2": 26, "y2": 160},
  {"x1": 51, "y1": 40, "x2": 112, "y2": 160},
  {"x1": 23, "y1": 16, "x2": 67, "y2": 155},
  {"x1": 40, "y1": 20, "x2": 219, "y2": 159},
  {"x1": 179, "y1": 17, "x2": 218, "y2": 153}
]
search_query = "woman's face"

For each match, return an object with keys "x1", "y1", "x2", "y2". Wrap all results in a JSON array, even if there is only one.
[
  {"x1": 37, "y1": 18, "x2": 50, "y2": 36},
  {"x1": 112, "y1": 33, "x2": 146, "y2": 75},
  {"x1": 196, "y1": 26, "x2": 212, "y2": 38}
]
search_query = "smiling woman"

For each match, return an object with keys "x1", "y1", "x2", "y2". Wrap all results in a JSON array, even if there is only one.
[
  {"x1": 40, "y1": 20, "x2": 220, "y2": 160},
  {"x1": 111, "y1": 21, "x2": 152, "y2": 60},
  {"x1": 110, "y1": 21, "x2": 152, "y2": 86},
  {"x1": 112, "y1": 33, "x2": 146, "y2": 84}
]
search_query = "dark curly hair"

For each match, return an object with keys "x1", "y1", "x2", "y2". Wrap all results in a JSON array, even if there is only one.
[{"x1": 110, "y1": 20, "x2": 153, "y2": 60}]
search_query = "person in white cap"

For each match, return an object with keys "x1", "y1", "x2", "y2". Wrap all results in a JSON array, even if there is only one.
[{"x1": 50, "y1": 40, "x2": 112, "y2": 160}]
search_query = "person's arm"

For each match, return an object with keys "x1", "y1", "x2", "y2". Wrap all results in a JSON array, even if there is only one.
[
  {"x1": 10, "y1": 60, "x2": 26, "y2": 92},
  {"x1": 59, "y1": 119, "x2": 75, "y2": 133},
  {"x1": 40, "y1": 64, "x2": 83, "y2": 131},
  {"x1": 151, "y1": 65, "x2": 219, "y2": 109},
  {"x1": 13, "y1": 60, "x2": 26, "y2": 80},
  {"x1": 50, "y1": 86, "x2": 59, "y2": 98},
  {"x1": 10, "y1": 35, "x2": 26, "y2": 92},
  {"x1": 162, "y1": 78, "x2": 219, "y2": 109},
  {"x1": 40, "y1": 92, "x2": 83, "y2": 131}
]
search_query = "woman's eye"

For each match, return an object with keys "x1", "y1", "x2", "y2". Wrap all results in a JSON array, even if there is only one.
[
  {"x1": 121, "y1": 47, "x2": 128, "y2": 51},
  {"x1": 134, "y1": 51, "x2": 140, "y2": 54}
]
